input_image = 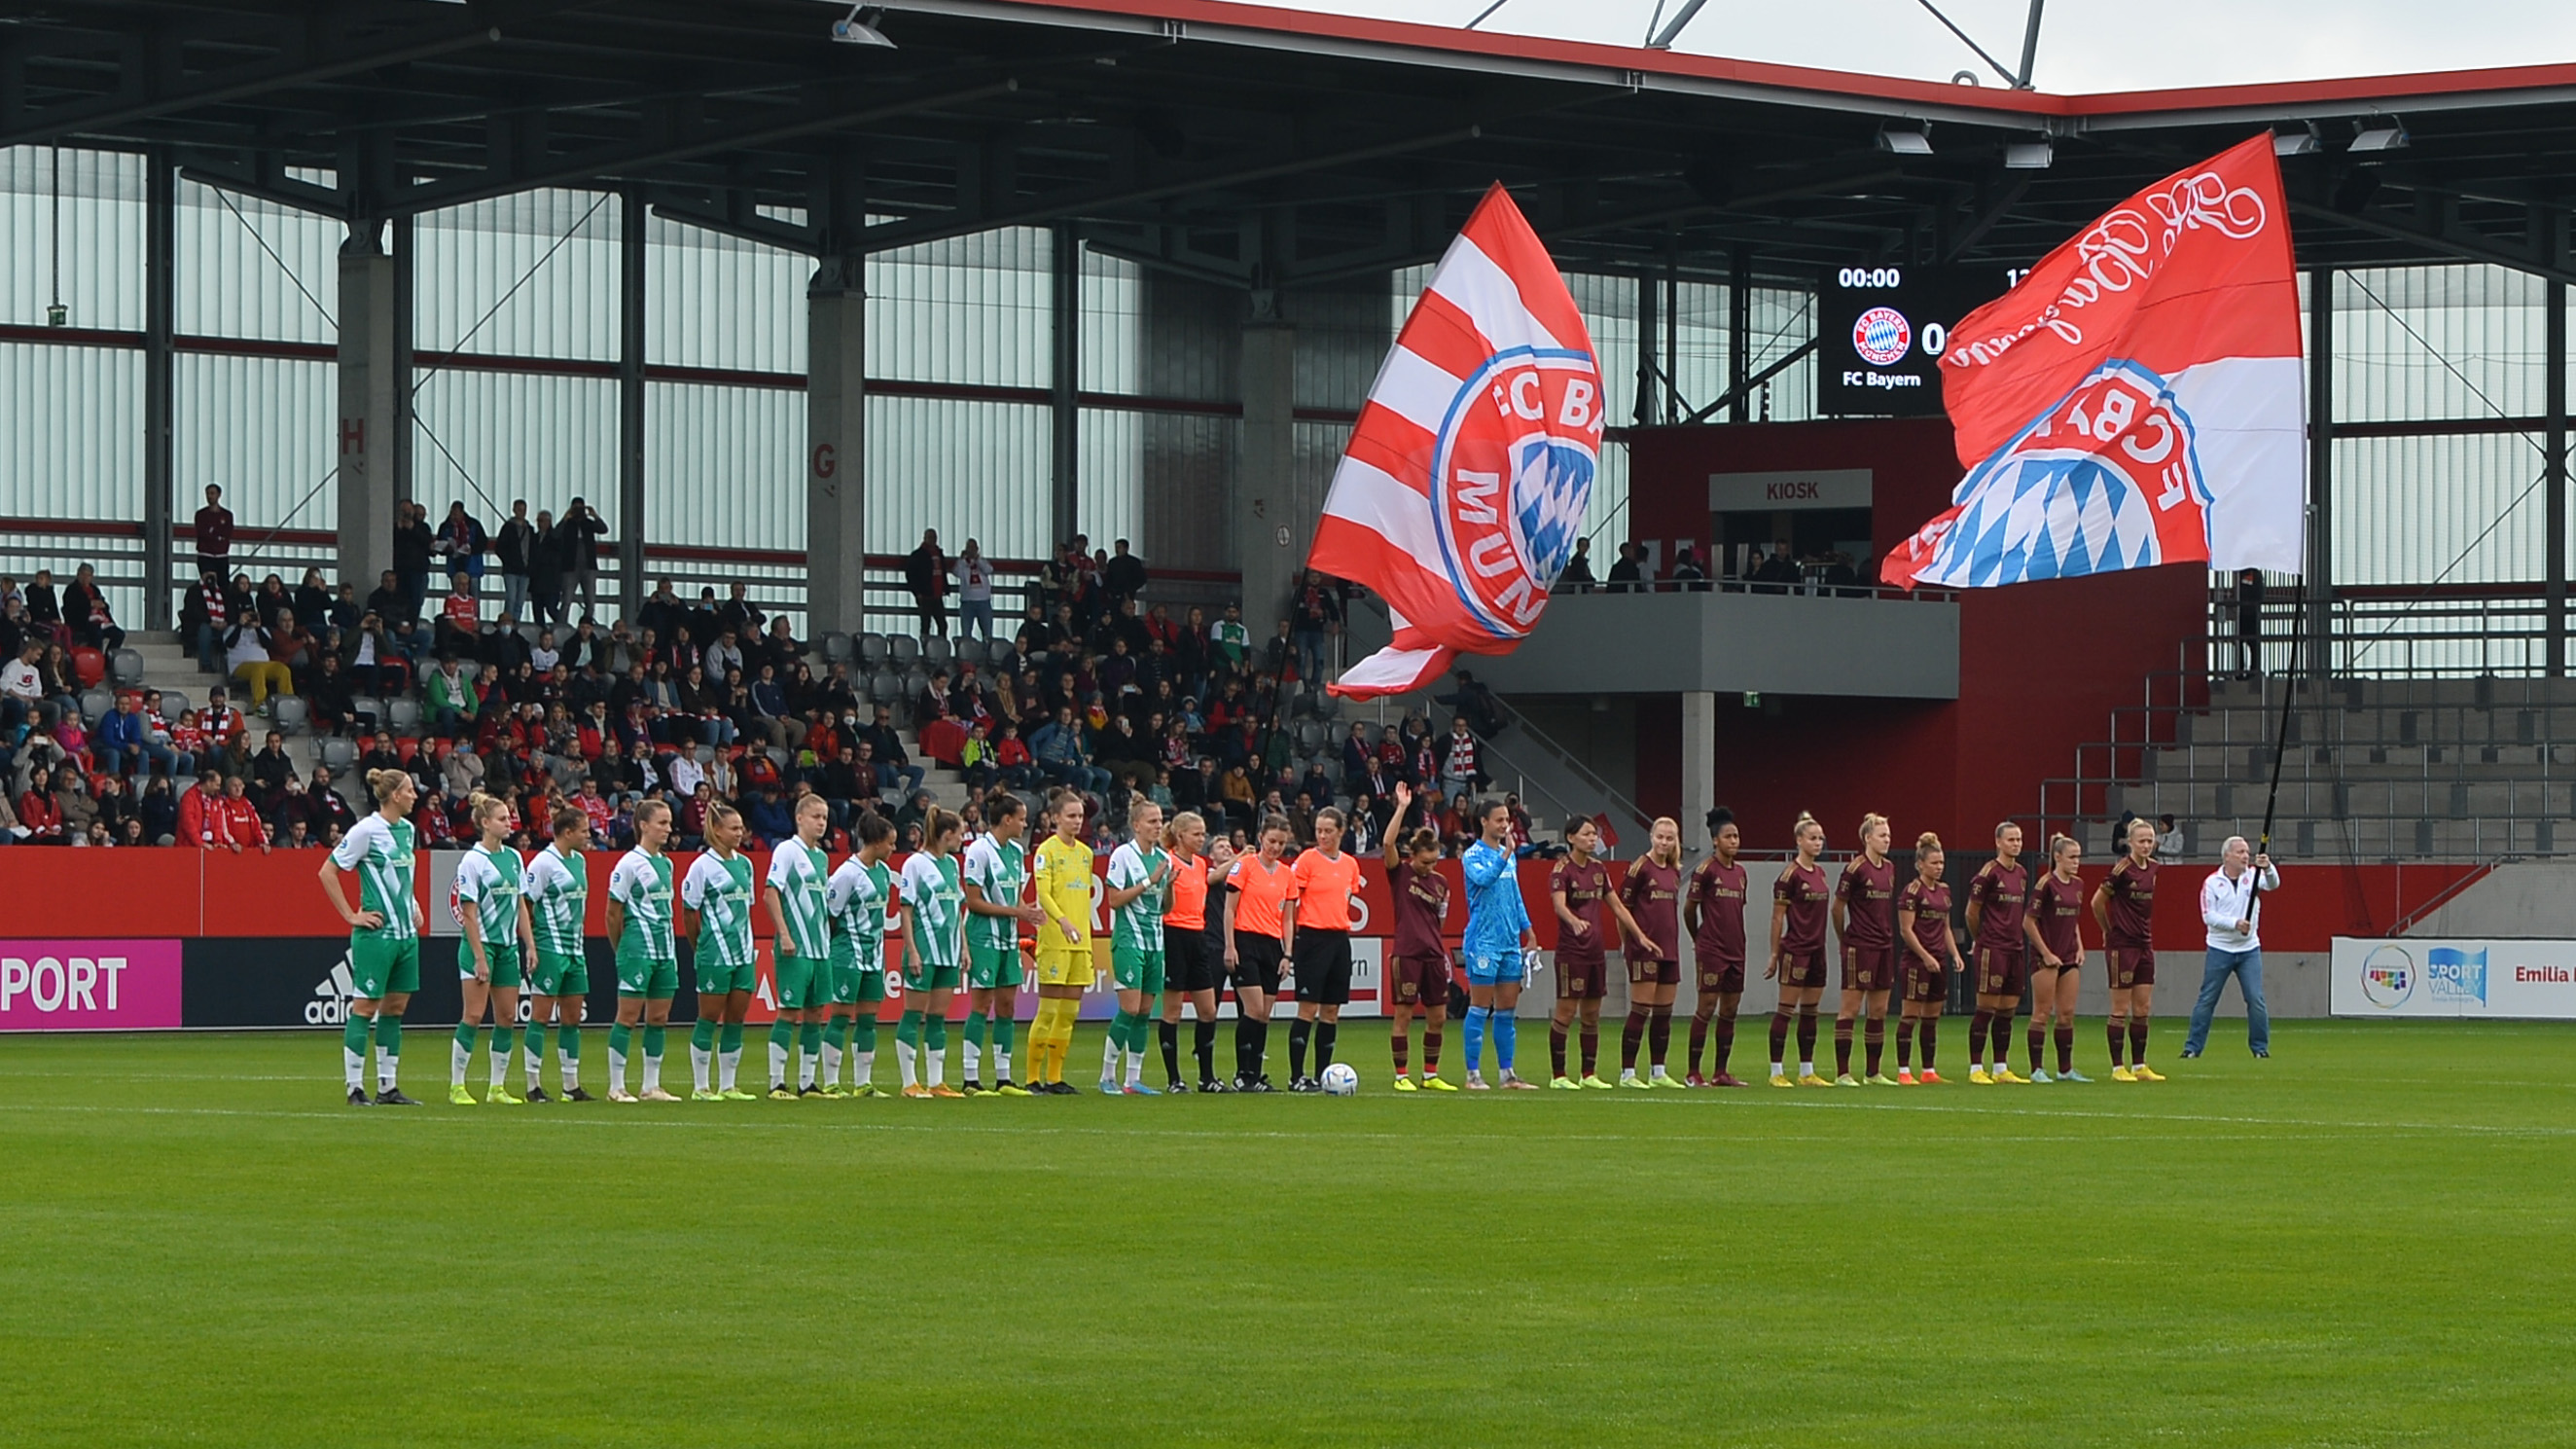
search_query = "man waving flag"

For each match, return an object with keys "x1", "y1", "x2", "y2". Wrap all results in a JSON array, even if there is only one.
[
  {"x1": 1882, "y1": 133, "x2": 2306, "y2": 590},
  {"x1": 1308, "y1": 184, "x2": 1605, "y2": 697}
]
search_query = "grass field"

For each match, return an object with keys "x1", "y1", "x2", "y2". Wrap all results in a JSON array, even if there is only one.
[{"x1": 3, "y1": 1019, "x2": 2573, "y2": 1447}]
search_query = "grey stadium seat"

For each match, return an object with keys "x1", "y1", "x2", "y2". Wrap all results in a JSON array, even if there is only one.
[
  {"x1": 889, "y1": 634, "x2": 921, "y2": 667},
  {"x1": 922, "y1": 634, "x2": 952, "y2": 667},
  {"x1": 823, "y1": 633, "x2": 856, "y2": 665},
  {"x1": 320, "y1": 737, "x2": 358, "y2": 771},
  {"x1": 858, "y1": 633, "x2": 889, "y2": 666},
  {"x1": 388, "y1": 698, "x2": 422, "y2": 736},
  {"x1": 269, "y1": 696, "x2": 308, "y2": 733},
  {"x1": 157, "y1": 689, "x2": 190, "y2": 718},
  {"x1": 110, "y1": 648, "x2": 145, "y2": 687},
  {"x1": 79, "y1": 687, "x2": 114, "y2": 724},
  {"x1": 953, "y1": 636, "x2": 986, "y2": 667}
]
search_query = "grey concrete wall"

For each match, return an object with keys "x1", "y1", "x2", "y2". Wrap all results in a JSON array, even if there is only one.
[
  {"x1": 2405, "y1": 862, "x2": 2576, "y2": 938},
  {"x1": 1467, "y1": 590, "x2": 1959, "y2": 700}
]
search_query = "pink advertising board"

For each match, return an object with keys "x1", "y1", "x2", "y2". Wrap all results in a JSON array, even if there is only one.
[{"x1": 0, "y1": 940, "x2": 184, "y2": 1031}]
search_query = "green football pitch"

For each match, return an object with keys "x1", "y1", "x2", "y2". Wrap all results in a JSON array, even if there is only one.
[{"x1": 3, "y1": 1021, "x2": 2571, "y2": 1448}]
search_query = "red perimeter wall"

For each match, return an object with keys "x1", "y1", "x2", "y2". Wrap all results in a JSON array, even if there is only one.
[{"x1": 1620, "y1": 418, "x2": 2204, "y2": 850}]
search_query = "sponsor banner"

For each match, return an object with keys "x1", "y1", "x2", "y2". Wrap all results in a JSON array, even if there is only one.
[
  {"x1": 0, "y1": 940, "x2": 185, "y2": 1032},
  {"x1": 2331, "y1": 937, "x2": 2576, "y2": 1019}
]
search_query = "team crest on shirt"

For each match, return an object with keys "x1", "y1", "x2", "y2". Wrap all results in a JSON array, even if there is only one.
[{"x1": 1431, "y1": 346, "x2": 1604, "y2": 637}]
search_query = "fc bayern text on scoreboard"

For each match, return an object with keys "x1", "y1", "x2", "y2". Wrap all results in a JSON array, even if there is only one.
[{"x1": 1817, "y1": 264, "x2": 2024, "y2": 417}]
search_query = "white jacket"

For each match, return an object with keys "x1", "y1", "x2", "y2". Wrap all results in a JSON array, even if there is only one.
[{"x1": 2200, "y1": 862, "x2": 2282, "y2": 952}]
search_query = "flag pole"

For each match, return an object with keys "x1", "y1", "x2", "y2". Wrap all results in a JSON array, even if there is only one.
[{"x1": 2249, "y1": 596, "x2": 2301, "y2": 909}]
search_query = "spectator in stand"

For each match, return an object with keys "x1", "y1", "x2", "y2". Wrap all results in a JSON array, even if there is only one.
[
  {"x1": 64, "y1": 564, "x2": 123, "y2": 651},
  {"x1": 1104, "y1": 538, "x2": 1148, "y2": 607},
  {"x1": 434, "y1": 501, "x2": 488, "y2": 598},
  {"x1": 193, "y1": 484, "x2": 234, "y2": 583},
  {"x1": 363, "y1": 569, "x2": 405, "y2": 627},
  {"x1": 1557, "y1": 536, "x2": 1596, "y2": 593},
  {"x1": 2, "y1": 640, "x2": 47, "y2": 733},
  {"x1": 393, "y1": 500, "x2": 436, "y2": 621},
  {"x1": 993, "y1": 721, "x2": 1037, "y2": 790},
  {"x1": 138, "y1": 774, "x2": 177, "y2": 845},
  {"x1": 557, "y1": 497, "x2": 608, "y2": 621},
  {"x1": 291, "y1": 568, "x2": 333, "y2": 634},
  {"x1": 18, "y1": 765, "x2": 66, "y2": 843},
  {"x1": 1291, "y1": 571, "x2": 1341, "y2": 685},
  {"x1": 1750, "y1": 540, "x2": 1802, "y2": 593},
  {"x1": 1671, "y1": 546, "x2": 1710, "y2": 592},
  {"x1": 208, "y1": 775, "x2": 267, "y2": 853},
  {"x1": 906, "y1": 527, "x2": 949, "y2": 638},
  {"x1": 305, "y1": 767, "x2": 358, "y2": 838},
  {"x1": 495, "y1": 500, "x2": 537, "y2": 625},
  {"x1": 96, "y1": 693, "x2": 150, "y2": 778},
  {"x1": 1439, "y1": 713, "x2": 1486, "y2": 796},
  {"x1": 1605, "y1": 541, "x2": 1644, "y2": 594},
  {"x1": 1031, "y1": 704, "x2": 1110, "y2": 796},
  {"x1": 1210, "y1": 602, "x2": 1250, "y2": 670},
  {"x1": 437, "y1": 571, "x2": 482, "y2": 653},
  {"x1": 426, "y1": 656, "x2": 480, "y2": 739},
  {"x1": 954, "y1": 538, "x2": 996, "y2": 643},
  {"x1": 856, "y1": 706, "x2": 925, "y2": 797},
  {"x1": 2234, "y1": 567, "x2": 2265, "y2": 679},
  {"x1": 527, "y1": 509, "x2": 564, "y2": 627},
  {"x1": 262, "y1": 609, "x2": 315, "y2": 688},
  {"x1": 226, "y1": 610, "x2": 295, "y2": 710}
]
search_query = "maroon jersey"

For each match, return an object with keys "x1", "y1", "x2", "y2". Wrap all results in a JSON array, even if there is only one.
[
  {"x1": 1390, "y1": 859, "x2": 1449, "y2": 960},
  {"x1": 1836, "y1": 854, "x2": 1898, "y2": 949},
  {"x1": 1773, "y1": 861, "x2": 1831, "y2": 955},
  {"x1": 1898, "y1": 877, "x2": 1951, "y2": 960},
  {"x1": 2029, "y1": 870, "x2": 2087, "y2": 960},
  {"x1": 1619, "y1": 858, "x2": 1682, "y2": 960},
  {"x1": 1968, "y1": 858, "x2": 2029, "y2": 952},
  {"x1": 1689, "y1": 858, "x2": 1749, "y2": 964},
  {"x1": 2105, "y1": 856, "x2": 2158, "y2": 948},
  {"x1": 1551, "y1": 857, "x2": 1612, "y2": 967}
]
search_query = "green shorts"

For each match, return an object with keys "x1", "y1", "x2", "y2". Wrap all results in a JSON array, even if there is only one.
[
  {"x1": 616, "y1": 950, "x2": 679, "y2": 999},
  {"x1": 696, "y1": 956, "x2": 757, "y2": 998},
  {"x1": 854, "y1": 967, "x2": 889, "y2": 1004},
  {"x1": 825, "y1": 955, "x2": 860, "y2": 1007},
  {"x1": 772, "y1": 951, "x2": 824, "y2": 1010},
  {"x1": 350, "y1": 935, "x2": 420, "y2": 999},
  {"x1": 903, "y1": 960, "x2": 962, "y2": 994},
  {"x1": 1112, "y1": 946, "x2": 1165, "y2": 996},
  {"x1": 968, "y1": 941, "x2": 1025, "y2": 991},
  {"x1": 532, "y1": 950, "x2": 590, "y2": 997},
  {"x1": 460, "y1": 941, "x2": 523, "y2": 989}
]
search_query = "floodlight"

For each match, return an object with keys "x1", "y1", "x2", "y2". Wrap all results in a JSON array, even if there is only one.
[
  {"x1": 2272, "y1": 127, "x2": 2321, "y2": 157},
  {"x1": 1878, "y1": 127, "x2": 1934, "y2": 156},
  {"x1": 831, "y1": 5, "x2": 895, "y2": 46},
  {"x1": 2350, "y1": 124, "x2": 2409, "y2": 153},
  {"x1": 2003, "y1": 140, "x2": 2053, "y2": 169}
]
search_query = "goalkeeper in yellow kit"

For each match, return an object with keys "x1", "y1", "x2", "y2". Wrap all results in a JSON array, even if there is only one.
[{"x1": 1028, "y1": 789, "x2": 1097, "y2": 1093}]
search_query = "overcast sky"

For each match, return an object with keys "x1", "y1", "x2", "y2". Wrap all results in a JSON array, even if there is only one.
[{"x1": 1299, "y1": 0, "x2": 2576, "y2": 93}]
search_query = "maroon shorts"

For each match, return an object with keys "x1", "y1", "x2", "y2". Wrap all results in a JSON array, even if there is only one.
[
  {"x1": 1777, "y1": 948, "x2": 1828, "y2": 990},
  {"x1": 1841, "y1": 945, "x2": 1897, "y2": 993},
  {"x1": 1901, "y1": 958, "x2": 1948, "y2": 1004},
  {"x1": 1975, "y1": 946, "x2": 2027, "y2": 998},
  {"x1": 1626, "y1": 956, "x2": 1680, "y2": 987},
  {"x1": 2108, "y1": 946, "x2": 2157, "y2": 989},
  {"x1": 1696, "y1": 958, "x2": 1746, "y2": 996},
  {"x1": 1555, "y1": 957, "x2": 1607, "y2": 1000},
  {"x1": 1388, "y1": 953, "x2": 1451, "y2": 1009}
]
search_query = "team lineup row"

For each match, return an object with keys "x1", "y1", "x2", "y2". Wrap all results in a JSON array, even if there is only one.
[{"x1": 313, "y1": 769, "x2": 2202, "y2": 1105}]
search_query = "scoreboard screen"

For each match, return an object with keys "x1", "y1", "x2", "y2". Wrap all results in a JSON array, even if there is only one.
[{"x1": 1816, "y1": 264, "x2": 2022, "y2": 417}]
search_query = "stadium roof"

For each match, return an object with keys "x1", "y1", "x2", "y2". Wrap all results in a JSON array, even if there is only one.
[{"x1": 6, "y1": 0, "x2": 2575, "y2": 286}]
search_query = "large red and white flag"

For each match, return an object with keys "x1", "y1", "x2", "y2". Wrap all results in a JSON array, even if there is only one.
[
  {"x1": 1882, "y1": 134, "x2": 2306, "y2": 590},
  {"x1": 1307, "y1": 185, "x2": 1604, "y2": 698}
]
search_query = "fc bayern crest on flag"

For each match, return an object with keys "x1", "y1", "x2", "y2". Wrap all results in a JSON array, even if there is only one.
[{"x1": 1307, "y1": 184, "x2": 1603, "y2": 698}]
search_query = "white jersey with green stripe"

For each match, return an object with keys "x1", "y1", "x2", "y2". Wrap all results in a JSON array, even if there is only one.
[
  {"x1": 524, "y1": 844, "x2": 589, "y2": 957},
  {"x1": 1105, "y1": 841, "x2": 1170, "y2": 953},
  {"x1": 961, "y1": 836, "x2": 1028, "y2": 952},
  {"x1": 332, "y1": 814, "x2": 418, "y2": 940},
  {"x1": 450, "y1": 843, "x2": 525, "y2": 948},
  {"x1": 764, "y1": 841, "x2": 832, "y2": 961},
  {"x1": 827, "y1": 856, "x2": 892, "y2": 967},
  {"x1": 900, "y1": 852, "x2": 965, "y2": 969},
  {"x1": 608, "y1": 849, "x2": 677, "y2": 960},
  {"x1": 682, "y1": 850, "x2": 757, "y2": 970}
]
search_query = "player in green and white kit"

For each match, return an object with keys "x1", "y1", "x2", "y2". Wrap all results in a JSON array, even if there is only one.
[
  {"x1": 603, "y1": 798, "x2": 679, "y2": 1103},
  {"x1": 682, "y1": 802, "x2": 760, "y2": 1101},
  {"x1": 896, "y1": 808, "x2": 968, "y2": 1098},
  {"x1": 319, "y1": 769, "x2": 428, "y2": 1105},
  {"x1": 521, "y1": 805, "x2": 595, "y2": 1102},
  {"x1": 1101, "y1": 799, "x2": 1178, "y2": 1094},
  {"x1": 764, "y1": 794, "x2": 838, "y2": 1099},
  {"x1": 962, "y1": 790, "x2": 1045, "y2": 1096},
  {"x1": 449, "y1": 793, "x2": 535, "y2": 1105},
  {"x1": 826, "y1": 812, "x2": 900, "y2": 1097}
]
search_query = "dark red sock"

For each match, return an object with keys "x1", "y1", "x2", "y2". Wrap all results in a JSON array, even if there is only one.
[
  {"x1": 1895, "y1": 1018, "x2": 1914, "y2": 1069},
  {"x1": 1864, "y1": 1019, "x2": 1885, "y2": 1076},
  {"x1": 1834, "y1": 1020, "x2": 1854, "y2": 1076},
  {"x1": 2106, "y1": 1019, "x2": 2127, "y2": 1066},
  {"x1": 1796, "y1": 1007, "x2": 1818, "y2": 1065},
  {"x1": 1968, "y1": 1008, "x2": 1993, "y2": 1065},
  {"x1": 1918, "y1": 1017, "x2": 1938, "y2": 1069},
  {"x1": 1620, "y1": 1009, "x2": 1646, "y2": 1071},
  {"x1": 2027, "y1": 1024, "x2": 2046, "y2": 1072},
  {"x1": 1715, "y1": 1016, "x2": 1736, "y2": 1075},
  {"x1": 2055, "y1": 1025, "x2": 2074, "y2": 1074},
  {"x1": 1689, "y1": 1013, "x2": 1710, "y2": 1075},
  {"x1": 1423, "y1": 1028, "x2": 1442, "y2": 1072},
  {"x1": 1989, "y1": 1013, "x2": 2016, "y2": 1069},
  {"x1": 1580, "y1": 1027, "x2": 1599, "y2": 1076},
  {"x1": 1550, "y1": 1025, "x2": 1568, "y2": 1079},
  {"x1": 1391, "y1": 1027, "x2": 1411, "y2": 1073},
  {"x1": 1647, "y1": 1008, "x2": 1672, "y2": 1069},
  {"x1": 1768, "y1": 1010, "x2": 1790, "y2": 1065},
  {"x1": 2129, "y1": 1017, "x2": 2150, "y2": 1063}
]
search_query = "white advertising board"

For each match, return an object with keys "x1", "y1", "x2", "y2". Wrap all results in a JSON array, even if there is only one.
[{"x1": 2330, "y1": 936, "x2": 2576, "y2": 1019}]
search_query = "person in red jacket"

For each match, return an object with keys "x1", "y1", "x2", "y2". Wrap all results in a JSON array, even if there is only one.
[
  {"x1": 180, "y1": 772, "x2": 223, "y2": 848},
  {"x1": 210, "y1": 775, "x2": 269, "y2": 854},
  {"x1": 17, "y1": 764, "x2": 65, "y2": 844}
]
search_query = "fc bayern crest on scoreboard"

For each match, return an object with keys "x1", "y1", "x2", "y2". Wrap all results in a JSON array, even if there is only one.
[{"x1": 1432, "y1": 346, "x2": 1601, "y2": 636}]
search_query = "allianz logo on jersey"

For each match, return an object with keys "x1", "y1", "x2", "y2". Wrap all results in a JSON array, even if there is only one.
[{"x1": 307, "y1": 952, "x2": 359, "y2": 1025}]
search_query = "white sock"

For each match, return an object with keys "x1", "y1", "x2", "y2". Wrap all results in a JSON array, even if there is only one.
[
  {"x1": 963, "y1": 1037, "x2": 982, "y2": 1082},
  {"x1": 925, "y1": 1045, "x2": 945, "y2": 1088},
  {"x1": 343, "y1": 1046, "x2": 365, "y2": 1090},
  {"x1": 898, "y1": 1044, "x2": 918, "y2": 1089},
  {"x1": 451, "y1": 1038, "x2": 471, "y2": 1087},
  {"x1": 1650, "y1": 1064, "x2": 1669, "y2": 1080},
  {"x1": 798, "y1": 1046, "x2": 817, "y2": 1090},
  {"x1": 853, "y1": 1049, "x2": 874, "y2": 1087},
  {"x1": 1103, "y1": 1034, "x2": 1120, "y2": 1079},
  {"x1": 720, "y1": 1048, "x2": 741, "y2": 1092},
  {"x1": 642, "y1": 1053, "x2": 662, "y2": 1094},
  {"x1": 1799, "y1": 1060, "x2": 1813, "y2": 1076},
  {"x1": 559, "y1": 1052, "x2": 578, "y2": 1090},
  {"x1": 490, "y1": 1045, "x2": 512, "y2": 1088},
  {"x1": 692, "y1": 1046, "x2": 711, "y2": 1093},
  {"x1": 991, "y1": 1047, "x2": 1010, "y2": 1081},
  {"x1": 525, "y1": 1032, "x2": 545, "y2": 1087},
  {"x1": 1125, "y1": 1052, "x2": 1142, "y2": 1087},
  {"x1": 769, "y1": 1039, "x2": 789, "y2": 1089},
  {"x1": 1620, "y1": 1067, "x2": 1638, "y2": 1081},
  {"x1": 376, "y1": 1047, "x2": 399, "y2": 1092},
  {"x1": 821, "y1": 1042, "x2": 841, "y2": 1085},
  {"x1": 1771, "y1": 1061, "x2": 1785, "y2": 1077},
  {"x1": 608, "y1": 1047, "x2": 626, "y2": 1093}
]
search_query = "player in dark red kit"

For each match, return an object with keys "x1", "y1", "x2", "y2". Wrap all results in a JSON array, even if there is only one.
[
  {"x1": 1616, "y1": 816, "x2": 1688, "y2": 1088},
  {"x1": 1382, "y1": 782, "x2": 1457, "y2": 1091},
  {"x1": 1963, "y1": 820, "x2": 2033, "y2": 1085},
  {"x1": 1893, "y1": 831, "x2": 1963, "y2": 1084},
  {"x1": 1684, "y1": 808, "x2": 1750, "y2": 1087},
  {"x1": 1766, "y1": 813, "x2": 1834, "y2": 1088},
  {"x1": 1831, "y1": 813, "x2": 1900, "y2": 1087},
  {"x1": 2093, "y1": 817, "x2": 2165, "y2": 1081},
  {"x1": 2023, "y1": 833, "x2": 2093, "y2": 1082},
  {"x1": 1548, "y1": 817, "x2": 1634, "y2": 1089}
]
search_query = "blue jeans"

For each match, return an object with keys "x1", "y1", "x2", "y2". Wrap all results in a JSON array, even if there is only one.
[
  {"x1": 873, "y1": 762, "x2": 927, "y2": 798},
  {"x1": 501, "y1": 572, "x2": 528, "y2": 625},
  {"x1": 2185, "y1": 946, "x2": 2269, "y2": 1055},
  {"x1": 959, "y1": 598, "x2": 993, "y2": 641},
  {"x1": 1295, "y1": 629, "x2": 1326, "y2": 683},
  {"x1": 196, "y1": 622, "x2": 225, "y2": 673}
]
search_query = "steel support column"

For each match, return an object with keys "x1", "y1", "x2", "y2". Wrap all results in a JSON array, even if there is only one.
[
  {"x1": 1051, "y1": 220, "x2": 1080, "y2": 548},
  {"x1": 1728, "y1": 248, "x2": 1750, "y2": 424},
  {"x1": 807, "y1": 258, "x2": 868, "y2": 637},
  {"x1": 618, "y1": 189, "x2": 647, "y2": 620},
  {"x1": 1633, "y1": 269, "x2": 1658, "y2": 427},
  {"x1": 2549, "y1": 279, "x2": 2569, "y2": 677},
  {"x1": 142, "y1": 147, "x2": 174, "y2": 628},
  {"x1": 336, "y1": 221, "x2": 398, "y2": 594},
  {"x1": 392, "y1": 216, "x2": 414, "y2": 509},
  {"x1": 1237, "y1": 322, "x2": 1300, "y2": 624},
  {"x1": 2307, "y1": 268, "x2": 2334, "y2": 681}
]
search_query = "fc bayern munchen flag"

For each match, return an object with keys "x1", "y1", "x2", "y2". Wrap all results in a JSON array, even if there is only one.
[
  {"x1": 1881, "y1": 133, "x2": 2306, "y2": 590},
  {"x1": 1307, "y1": 184, "x2": 1605, "y2": 698}
]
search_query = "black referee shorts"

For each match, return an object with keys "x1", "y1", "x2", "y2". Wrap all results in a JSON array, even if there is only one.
[{"x1": 1291, "y1": 927, "x2": 1353, "y2": 1005}]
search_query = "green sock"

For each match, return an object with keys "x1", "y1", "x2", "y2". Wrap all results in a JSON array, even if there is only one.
[
  {"x1": 1121, "y1": 1010, "x2": 1144, "y2": 1052},
  {"x1": 827, "y1": 1017, "x2": 850, "y2": 1051},
  {"x1": 720, "y1": 1021, "x2": 744, "y2": 1054},
  {"x1": 558, "y1": 1023, "x2": 581, "y2": 1060},
  {"x1": 897, "y1": 1011, "x2": 921, "y2": 1048},
  {"x1": 343, "y1": 1013, "x2": 370, "y2": 1061},
  {"x1": 491, "y1": 1023, "x2": 516, "y2": 1055},
  {"x1": 799, "y1": 1021, "x2": 822, "y2": 1056},
  {"x1": 992, "y1": 1014, "x2": 1014, "y2": 1053},
  {"x1": 692, "y1": 1018, "x2": 717, "y2": 1052},
  {"x1": 453, "y1": 1021, "x2": 478, "y2": 1051},
  {"x1": 925, "y1": 1014, "x2": 948, "y2": 1050},
  {"x1": 375, "y1": 1014, "x2": 402, "y2": 1053},
  {"x1": 769, "y1": 1018, "x2": 795, "y2": 1052},
  {"x1": 853, "y1": 1016, "x2": 877, "y2": 1052},
  {"x1": 608, "y1": 1023, "x2": 630, "y2": 1058},
  {"x1": 643, "y1": 1025, "x2": 665, "y2": 1058},
  {"x1": 963, "y1": 1010, "x2": 987, "y2": 1053}
]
